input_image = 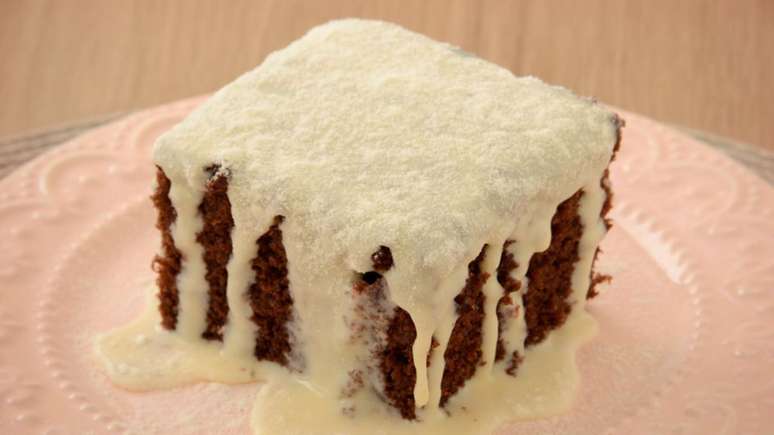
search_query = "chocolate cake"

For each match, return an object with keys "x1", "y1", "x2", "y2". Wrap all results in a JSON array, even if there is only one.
[{"x1": 148, "y1": 19, "x2": 622, "y2": 424}]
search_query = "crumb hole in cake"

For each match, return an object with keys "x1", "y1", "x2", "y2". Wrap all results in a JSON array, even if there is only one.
[{"x1": 362, "y1": 271, "x2": 382, "y2": 285}]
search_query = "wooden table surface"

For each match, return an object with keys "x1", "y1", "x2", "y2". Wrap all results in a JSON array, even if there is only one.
[{"x1": 1, "y1": 0, "x2": 773, "y2": 149}]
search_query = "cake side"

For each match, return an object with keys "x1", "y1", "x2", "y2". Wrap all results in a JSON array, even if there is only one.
[
  {"x1": 355, "y1": 167, "x2": 620, "y2": 415},
  {"x1": 588, "y1": 115, "x2": 623, "y2": 299}
]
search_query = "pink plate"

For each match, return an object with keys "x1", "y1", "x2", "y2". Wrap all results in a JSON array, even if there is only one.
[{"x1": 0, "y1": 98, "x2": 772, "y2": 435}]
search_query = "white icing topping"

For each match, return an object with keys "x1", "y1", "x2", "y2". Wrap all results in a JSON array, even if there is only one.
[
  {"x1": 154, "y1": 18, "x2": 616, "y2": 281},
  {"x1": 97, "y1": 18, "x2": 619, "y2": 435},
  {"x1": 480, "y1": 241, "x2": 507, "y2": 372},
  {"x1": 571, "y1": 181, "x2": 609, "y2": 304}
]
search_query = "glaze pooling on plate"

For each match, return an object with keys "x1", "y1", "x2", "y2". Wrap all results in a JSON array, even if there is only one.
[{"x1": 97, "y1": 19, "x2": 618, "y2": 434}]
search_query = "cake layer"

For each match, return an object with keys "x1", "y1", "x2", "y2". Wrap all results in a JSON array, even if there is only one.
[
  {"x1": 197, "y1": 167, "x2": 234, "y2": 340},
  {"x1": 440, "y1": 246, "x2": 488, "y2": 406},
  {"x1": 382, "y1": 306, "x2": 419, "y2": 419},
  {"x1": 151, "y1": 168, "x2": 181, "y2": 330},
  {"x1": 249, "y1": 216, "x2": 293, "y2": 365},
  {"x1": 523, "y1": 190, "x2": 584, "y2": 345}
]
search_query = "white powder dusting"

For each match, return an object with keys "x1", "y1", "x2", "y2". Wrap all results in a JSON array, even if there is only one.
[{"x1": 153, "y1": 18, "x2": 617, "y2": 282}]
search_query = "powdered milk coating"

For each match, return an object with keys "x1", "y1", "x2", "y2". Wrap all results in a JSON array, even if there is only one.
[
  {"x1": 130, "y1": 19, "x2": 621, "y2": 432},
  {"x1": 153, "y1": 19, "x2": 617, "y2": 284}
]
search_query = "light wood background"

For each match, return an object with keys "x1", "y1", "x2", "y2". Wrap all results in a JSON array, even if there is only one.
[{"x1": 1, "y1": 0, "x2": 773, "y2": 149}]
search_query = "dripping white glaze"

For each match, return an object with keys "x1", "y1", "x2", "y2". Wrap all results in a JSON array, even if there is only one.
[
  {"x1": 96, "y1": 18, "x2": 618, "y2": 435},
  {"x1": 221, "y1": 214, "x2": 265, "y2": 359},
  {"x1": 480, "y1": 241, "x2": 507, "y2": 374},
  {"x1": 571, "y1": 181, "x2": 609, "y2": 304},
  {"x1": 166, "y1": 170, "x2": 208, "y2": 340},
  {"x1": 495, "y1": 202, "x2": 556, "y2": 364}
]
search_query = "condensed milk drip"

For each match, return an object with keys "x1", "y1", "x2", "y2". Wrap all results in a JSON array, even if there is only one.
[{"x1": 96, "y1": 19, "x2": 618, "y2": 435}]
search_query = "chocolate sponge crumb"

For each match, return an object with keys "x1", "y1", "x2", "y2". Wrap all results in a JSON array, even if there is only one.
[
  {"x1": 151, "y1": 167, "x2": 182, "y2": 330},
  {"x1": 197, "y1": 167, "x2": 234, "y2": 340},
  {"x1": 381, "y1": 306, "x2": 418, "y2": 419},
  {"x1": 249, "y1": 216, "x2": 294, "y2": 365},
  {"x1": 523, "y1": 190, "x2": 583, "y2": 346},
  {"x1": 440, "y1": 246, "x2": 489, "y2": 407},
  {"x1": 495, "y1": 240, "x2": 522, "y2": 367}
]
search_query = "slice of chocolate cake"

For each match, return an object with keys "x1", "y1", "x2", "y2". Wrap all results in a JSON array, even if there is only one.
[{"x1": 114, "y1": 19, "x2": 622, "y2": 434}]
